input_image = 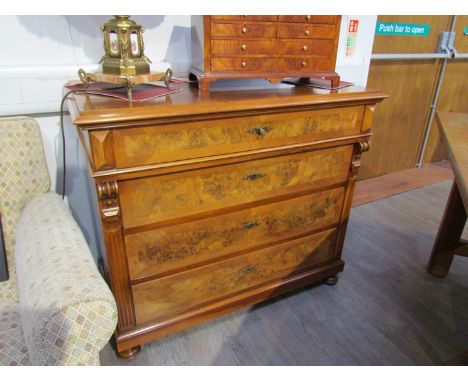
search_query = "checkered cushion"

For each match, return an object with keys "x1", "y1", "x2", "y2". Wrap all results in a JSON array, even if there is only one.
[
  {"x1": 15, "y1": 192, "x2": 118, "y2": 365},
  {"x1": 0, "y1": 300, "x2": 30, "y2": 366},
  {"x1": 0, "y1": 116, "x2": 50, "y2": 301},
  {"x1": 0, "y1": 117, "x2": 117, "y2": 365}
]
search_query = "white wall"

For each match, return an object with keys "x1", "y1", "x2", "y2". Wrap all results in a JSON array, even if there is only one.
[
  {"x1": 0, "y1": 15, "x2": 191, "y2": 116},
  {"x1": 336, "y1": 15, "x2": 377, "y2": 87},
  {"x1": 0, "y1": 15, "x2": 377, "y2": 190}
]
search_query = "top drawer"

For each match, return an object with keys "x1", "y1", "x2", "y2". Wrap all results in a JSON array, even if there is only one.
[
  {"x1": 211, "y1": 22, "x2": 277, "y2": 38},
  {"x1": 278, "y1": 16, "x2": 337, "y2": 24},
  {"x1": 212, "y1": 16, "x2": 278, "y2": 22},
  {"x1": 108, "y1": 106, "x2": 365, "y2": 169}
]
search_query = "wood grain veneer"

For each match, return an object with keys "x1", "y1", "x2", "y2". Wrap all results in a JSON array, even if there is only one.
[
  {"x1": 68, "y1": 81, "x2": 386, "y2": 358},
  {"x1": 126, "y1": 187, "x2": 345, "y2": 281},
  {"x1": 190, "y1": 15, "x2": 341, "y2": 90},
  {"x1": 132, "y1": 229, "x2": 338, "y2": 324},
  {"x1": 109, "y1": 106, "x2": 363, "y2": 168}
]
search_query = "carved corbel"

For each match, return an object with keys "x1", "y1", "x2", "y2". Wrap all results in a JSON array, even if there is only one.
[
  {"x1": 97, "y1": 180, "x2": 120, "y2": 224},
  {"x1": 96, "y1": 179, "x2": 136, "y2": 331},
  {"x1": 351, "y1": 140, "x2": 370, "y2": 173}
]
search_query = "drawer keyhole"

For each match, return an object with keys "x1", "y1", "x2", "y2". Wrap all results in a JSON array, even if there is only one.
[
  {"x1": 242, "y1": 27, "x2": 248, "y2": 33},
  {"x1": 247, "y1": 126, "x2": 272, "y2": 138},
  {"x1": 241, "y1": 221, "x2": 262, "y2": 231},
  {"x1": 238, "y1": 264, "x2": 259, "y2": 279},
  {"x1": 243, "y1": 172, "x2": 266, "y2": 181}
]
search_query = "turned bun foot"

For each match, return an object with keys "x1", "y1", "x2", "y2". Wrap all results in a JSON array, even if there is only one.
[
  {"x1": 117, "y1": 346, "x2": 141, "y2": 360},
  {"x1": 325, "y1": 275, "x2": 339, "y2": 285}
]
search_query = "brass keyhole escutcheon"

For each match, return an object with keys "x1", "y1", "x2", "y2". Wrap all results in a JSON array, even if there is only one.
[
  {"x1": 241, "y1": 44, "x2": 247, "y2": 50},
  {"x1": 306, "y1": 15, "x2": 311, "y2": 20},
  {"x1": 302, "y1": 61, "x2": 307, "y2": 67},
  {"x1": 243, "y1": 172, "x2": 266, "y2": 181},
  {"x1": 247, "y1": 126, "x2": 272, "y2": 137},
  {"x1": 303, "y1": 45, "x2": 308, "y2": 51},
  {"x1": 241, "y1": 61, "x2": 247, "y2": 67},
  {"x1": 242, "y1": 27, "x2": 248, "y2": 33},
  {"x1": 305, "y1": 30, "x2": 310, "y2": 36},
  {"x1": 241, "y1": 221, "x2": 262, "y2": 231},
  {"x1": 238, "y1": 264, "x2": 258, "y2": 278}
]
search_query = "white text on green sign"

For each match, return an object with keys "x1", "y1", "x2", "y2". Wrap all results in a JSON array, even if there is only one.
[{"x1": 376, "y1": 22, "x2": 430, "y2": 37}]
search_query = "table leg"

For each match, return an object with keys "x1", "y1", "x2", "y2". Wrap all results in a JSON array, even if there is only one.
[{"x1": 427, "y1": 180, "x2": 467, "y2": 277}]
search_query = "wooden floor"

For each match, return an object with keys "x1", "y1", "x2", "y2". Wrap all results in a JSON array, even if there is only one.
[
  {"x1": 353, "y1": 160, "x2": 454, "y2": 207},
  {"x1": 100, "y1": 179, "x2": 468, "y2": 365}
]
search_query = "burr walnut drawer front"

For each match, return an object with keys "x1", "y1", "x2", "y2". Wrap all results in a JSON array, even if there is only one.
[
  {"x1": 118, "y1": 145, "x2": 353, "y2": 229},
  {"x1": 110, "y1": 106, "x2": 364, "y2": 168},
  {"x1": 278, "y1": 16, "x2": 338, "y2": 24},
  {"x1": 132, "y1": 228, "x2": 338, "y2": 324},
  {"x1": 277, "y1": 23, "x2": 337, "y2": 39},
  {"x1": 211, "y1": 16, "x2": 279, "y2": 22},
  {"x1": 210, "y1": 39, "x2": 334, "y2": 56},
  {"x1": 126, "y1": 187, "x2": 345, "y2": 281},
  {"x1": 211, "y1": 57, "x2": 335, "y2": 72},
  {"x1": 211, "y1": 22, "x2": 277, "y2": 38}
]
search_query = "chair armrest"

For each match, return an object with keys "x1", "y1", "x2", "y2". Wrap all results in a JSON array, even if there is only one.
[{"x1": 14, "y1": 192, "x2": 117, "y2": 365}]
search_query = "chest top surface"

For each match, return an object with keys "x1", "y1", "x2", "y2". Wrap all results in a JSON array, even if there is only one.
[{"x1": 69, "y1": 82, "x2": 387, "y2": 128}]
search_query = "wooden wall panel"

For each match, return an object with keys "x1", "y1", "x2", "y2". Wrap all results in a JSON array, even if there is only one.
[
  {"x1": 372, "y1": 16, "x2": 452, "y2": 54},
  {"x1": 360, "y1": 16, "x2": 452, "y2": 180},
  {"x1": 423, "y1": 16, "x2": 468, "y2": 164},
  {"x1": 360, "y1": 60, "x2": 441, "y2": 179}
]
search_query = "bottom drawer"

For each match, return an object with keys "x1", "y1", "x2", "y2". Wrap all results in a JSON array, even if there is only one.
[
  {"x1": 211, "y1": 56, "x2": 334, "y2": 72},
  {"x1": 132, "y1": 228, "x2": 338, "y2": 324}
]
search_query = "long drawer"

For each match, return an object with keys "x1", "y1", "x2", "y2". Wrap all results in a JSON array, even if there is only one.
[
  {"x1": 119, "y1": 145, "x2": 353, "y2": 229},
  {"x1": 211, "y1": 56, "x2": 335, "y2": 72},
  {"x1": 132, "y1": 228, "x2": 338, "y2": 324},
  {"x1": 111, "y1": 106, "x2": 364, "y2": 168},
  {"x1": 211, "y1": 39, "x2": 334, "y2": 56},
  {"x1": 126, "y1": 187, "x2": 345, "y2": 281}
]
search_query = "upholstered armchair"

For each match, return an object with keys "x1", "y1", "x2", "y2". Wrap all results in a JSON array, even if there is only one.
[{"x1": 0, "y1": 117, "x2": 117, "y2": 365}]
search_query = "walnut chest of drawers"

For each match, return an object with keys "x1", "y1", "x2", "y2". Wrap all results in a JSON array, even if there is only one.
[
  {"x1": 68, "y1": 83, "x2": 386, "y2": 358},
  {"x1": 190, "y1": 15, "x2": 342, "y2": 90}
]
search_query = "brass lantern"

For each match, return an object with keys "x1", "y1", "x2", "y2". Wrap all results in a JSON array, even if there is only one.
[
  {"x1": 77, "y1": 15, "x2": 172, "y2": 102},
  {"x1": 100, "y1": 15, "x2": 151, "y2": 76}
]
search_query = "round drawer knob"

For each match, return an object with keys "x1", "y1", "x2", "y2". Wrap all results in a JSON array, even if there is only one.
[
  {"x1": 301, "y1": 61, "x2": 307, "y2": 67},
  {"x1": 241, "y1": 61, "x2": 247, "y2": 67},
  {"x1": 306, "y1": 15, "x2": 311, "y2": 20},
  {"x1": 304, "y1": 30, "x2": 310, "y2": 36},
  {"x1": 303, "y1": 45, "x2": 308, "y2": 51},
  {"x1": 241, "y1": 44, "x2": 247, "y2": 50},
  {"x1": 242, "y1": 27, "x2": 248, "y2": 33}
]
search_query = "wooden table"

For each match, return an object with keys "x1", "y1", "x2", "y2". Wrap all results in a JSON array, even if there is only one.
[{"x1": 427, "y1": 111, "x2": 468, "y2": 276}]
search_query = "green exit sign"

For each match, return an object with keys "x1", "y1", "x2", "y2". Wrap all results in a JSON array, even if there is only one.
[{"x1": 376, "y1": 22, "x2": 430, "y2": 36}]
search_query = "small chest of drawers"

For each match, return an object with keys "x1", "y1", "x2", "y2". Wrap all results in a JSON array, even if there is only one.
[
  {"x1": 190, "y1": 15, "x2": 341, "y2": 90},
  {"x1": 68, "y1": 83, "x2": 385, "y2": 359}
]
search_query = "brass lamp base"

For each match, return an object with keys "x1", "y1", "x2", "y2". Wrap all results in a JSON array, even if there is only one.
[{"x1": 78, "y1": 68, "x2": 173, "y2": 102}]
